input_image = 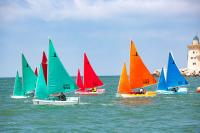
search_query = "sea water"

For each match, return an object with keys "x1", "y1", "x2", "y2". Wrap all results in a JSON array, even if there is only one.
[{"x1": 0, "y1": 76, "x2": 200, "y2": 133}]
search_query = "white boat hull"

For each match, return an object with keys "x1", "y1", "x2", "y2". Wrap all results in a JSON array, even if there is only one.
[
  {"x1": 11, "y1": 96, "x2": 27, "y2": 99},
  {"x1": 157, "y1": 87, "x2": 188, "y2": 94},
  {"x1": 75, "y1": 89, "x2": 105, "y2": 95},
  {"x1": 32, "y1": 97, "x2": 80, "y2": 105}
]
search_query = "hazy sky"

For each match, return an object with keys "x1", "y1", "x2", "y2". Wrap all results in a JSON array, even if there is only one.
[{"x1": 0, "y1": 0, "x2": 200, "y2": 77}]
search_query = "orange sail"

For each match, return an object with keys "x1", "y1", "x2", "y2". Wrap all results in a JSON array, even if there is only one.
[
  {"x1": 118, "y1": 63, "x2": 131, "y2": 94},
  {"x1": 130, "y1": 40, "x2": 157, "y2": 89},
  {"x1": 84, "y1": 53, "x2": 103, "y2": 88}
]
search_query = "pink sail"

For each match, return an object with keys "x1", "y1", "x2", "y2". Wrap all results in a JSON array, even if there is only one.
[{"x1": 76, "y1": 69, "x2": 85, "y2": 91}]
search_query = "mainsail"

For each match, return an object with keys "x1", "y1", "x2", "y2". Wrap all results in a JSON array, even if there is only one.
[
  {"x1": 129, "y1": 41, "x2": 157, "y2": 90},
  {"x1": 83, "y1": 53, "x2": 103, "y2": 88},
  {"x1": 166, "y1": 52, "x2": 188, "y2": 88},
  {"x1": 48, "y1": 39, "x2": 77, "y2": 95}
]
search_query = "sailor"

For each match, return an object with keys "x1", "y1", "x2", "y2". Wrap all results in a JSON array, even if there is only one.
[
  {"x1": 59, "y1": 93, "x2": 66, "y2": 101},
  {"x1": 92, "y1": 87, "x2": 97, "y2": 92},
  {"x1": 139, "y1": 88, "x2": 144, "y2": 94}
]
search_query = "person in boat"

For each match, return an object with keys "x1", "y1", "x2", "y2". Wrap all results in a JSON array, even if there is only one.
[
  {"x1": 139, "y1": 88, "x2": 145, "y2": 94},
  {"x1": 58, "y1": 93, "x2": 66, "y2": 101},
  {"x1": 91, "y1": 87, "x2": 97, "y2": 92},
  {"x1": 172, "y1": 87, "x2": 178, "y2": 92}
]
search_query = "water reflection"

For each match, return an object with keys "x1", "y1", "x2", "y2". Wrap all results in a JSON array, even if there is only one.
[{"x1": 117, "y1": 98, "x2": 153, "y2": 107}]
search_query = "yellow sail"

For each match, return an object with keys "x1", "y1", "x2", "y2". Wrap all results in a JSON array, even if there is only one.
[{"x1": 118, "y1": 63, "x2": 131, "y2": 94}]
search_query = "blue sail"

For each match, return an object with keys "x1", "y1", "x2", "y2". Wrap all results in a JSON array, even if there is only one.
[
  {"x1": 166, "y1": 52, "x2": 188, "y2": 88},
  {"x1": 157, "y1": 68, "x2": 168, "y2": 90}
]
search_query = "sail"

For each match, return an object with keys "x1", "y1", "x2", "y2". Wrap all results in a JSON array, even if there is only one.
[
  {"x1": 157, "y1": 68, "x2": 168, "y2": 90},
  {"x1": 48, "y1": 39, "x2": 77, "y2": 94},
  {"x1": 118, "y1": 63, "x2": 131, "y2": 94},
  {"x1": 34, "y1": 67, "x2": 38, "y2": 76},
  {"x1": 166, "y1": 52, "x2": 188, "y2": 88},
  {"x1": 76, "y1": 69, "x2": 85, "y2": 91},
  {"x1": 22, "y1": 54, "x2": 37, "y2": 93},
  {"x1": 42, "y1": 51, "x2": 47, "y2": 84},
  {"x1": 13, "y1": 71, "x2": 25, "y2": 96},
  {"x1": 83, "y1": 53, "x2": 103, "y2": 88},
  {"x1": 35, "y1": 64, "x2": 48, "y2": 100},
  {"x1": 129, "y1": 40, "x2": 157, "y2": 89}
]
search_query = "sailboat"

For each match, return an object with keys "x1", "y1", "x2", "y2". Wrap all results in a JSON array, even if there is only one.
[
  {"x1": 157, "y1": 52, "x2": 189, "y2": 94},
  {"x1": 75, "y1": 53, "x2": 104, "y2": 95},
  {"x1": 196, "y1": 87, "x2": 200, "y2": 93},
  {"x1": 11, "y1": 71, "x2": 27, "y2": 99},
  {"x1": 33, "y1": 39, "x2": 80, "y2": 105},
  {"x1": 22, "y1": 54, "x2": 37, "y2": 97},
  {"x1": 117, "y1": 40, "x2": 157, "y2": 98}
]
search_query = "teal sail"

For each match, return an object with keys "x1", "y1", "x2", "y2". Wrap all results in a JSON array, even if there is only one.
[
  {"x1": 13, "y1": 71, "x2": 25, "y2": 96},
  {"x1": 22, "y1": 54, "x2": 37, "y2": 93},
  {"x1": 157, "y1": 68, "x2": 168, "y2": 90},
  {"x1": 166, "y1": 52, "x2": 188, "y2": 88},
  {"x1": 35, "y1": 64, "x2": 48, "y2": 100},
  {"x1": 48, "y1": 39, "x2": 78, "y2": 95}
]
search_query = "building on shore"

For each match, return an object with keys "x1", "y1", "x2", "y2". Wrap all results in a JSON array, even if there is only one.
[{"x1": 153, "y1": 35, "x2": 200, "y2": 77}]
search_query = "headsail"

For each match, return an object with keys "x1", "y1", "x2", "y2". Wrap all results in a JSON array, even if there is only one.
[
  {"x1": 42, "y1": 51, "x2": 48, "y2": 84},
  {"x1": 157, "y1": 68, "x2": 168, "y2": 90},
  {"x1": 83, "y1": 53, "x2": 103, "y2": 88},
  {"x1": 22, "y1": 54, "x2": 37, "y2": 93},
  {"x1": 48, "y1": 39, "x2": 77, "y2": 95},
  {"x1": 13, "y1": 71, "x2": 25, "y2": 96},
  {"x1": 76, "y1": 69, "x2": 85, "y2": 91},
  {"x1": 35, "y1": 64, "x2": 48, "y2": 100},
  {"x1": 118, "y1": 63, "x2": 131, "y2": 94},
  {"x1": 166, "y1": 52, "x2": 188, "y2": 88},
  {"x1": 129, "y1": 40, "x2": 157, "y2": 89}
]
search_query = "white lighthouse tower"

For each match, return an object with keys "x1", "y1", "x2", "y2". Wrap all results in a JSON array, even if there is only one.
[{"x1": 187, "y1": 35, "x2": 200, "y2": 75}]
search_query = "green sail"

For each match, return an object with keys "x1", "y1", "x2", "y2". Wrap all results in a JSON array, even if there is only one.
[
  {"x1": 13, "y1": 71, "x2": 25, "y2": 96},
  {"x1": 35, "y1": 64, "x2": 48, "y2": 100},
  {"x1": 22, "y1": 54, "x2": 37, "y2": 93},
  {"x1": 48, "y1": 39, "x2": 78, "y2": 94}
]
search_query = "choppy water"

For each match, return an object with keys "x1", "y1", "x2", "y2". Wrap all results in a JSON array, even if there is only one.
[{"x1": 0, "y1": 76, "x2": 200, "y2": 133}]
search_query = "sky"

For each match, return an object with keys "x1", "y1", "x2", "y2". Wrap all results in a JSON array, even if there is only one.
[{"x1": 0, "y1": 0, "x2": 200, "y2": 77}]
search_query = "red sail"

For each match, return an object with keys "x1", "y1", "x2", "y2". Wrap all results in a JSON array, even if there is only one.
[
  {"x1": 34, "y1": 67, "x2": 38, "y2": 76},
  {"x1": 84, "y1": 53, "x2": 103, "y2": 88},
  {"x1": 42, "y1": 51, "x2": 47, "y2": 84},
  {"x1": 76, "y1": 69, "x2": 85, "y2": 91}
]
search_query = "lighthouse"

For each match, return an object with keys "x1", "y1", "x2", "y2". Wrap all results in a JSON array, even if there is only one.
[{"x1": 187, "y1": 35, "x2": 200, "y2": 75}]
